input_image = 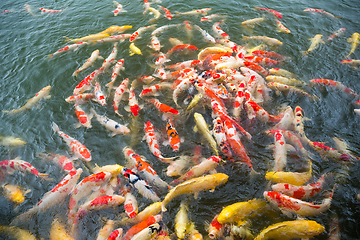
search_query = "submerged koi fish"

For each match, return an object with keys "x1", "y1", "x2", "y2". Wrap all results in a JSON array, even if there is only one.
[
  {"x1": 309, "y1": 140, "x2": 353, "y2": 162},
  {"x1": 73, "y1": 69, "x2": 101, "y2": 95},
  {"x1": 265, "y1": 160, "x2": 312, "y2": 185},
  {"x1": 91, "y1": 108, "x2": 130, "y2": 136},
  {"x1": 1, "y1": 184, "x2": 30, "y2": 205},
  {"x1": 121, "y1": 214, "x2": 162, "y2": 240},
  {"x1": 38, "y1": 152, "x2": 76, "y2": 174},
  {"x1": 3, "y1": 85, "x2": 51, "y2": 115},
  {"x1": 112, "y1": 78, "x2": 129, "y2": 116},
  {"x1": 212, "y1": 21, "x2": 229, "y2": 40},
  {"x1": 130, "y1": 24, "x2": 157, "y2": 42},
  {"x1": 49, "y1": 42, "x2": 88, "y2": 59},
  {"x1": 346, "y1": 32, "x2": 360, "y2": 58},
  {"x1": 159, "y1": 5, "x2": 172, "y2": 20},
  {"x1": 106, "y1": 59, "x2": 125, "y2": 90},
  {"x1": 303, "y1": 34, "x2": 324, "y2": 55},
  {"x1": 113, "y1": 1, "x2": 127, "y2": 16},
  {"x1": 254, "y1": 6, "x2": 282, "y2": 19},
  {"x1": 309, "y1": 78, "x2": 359, "y2": 97},
  {"x1": 40, "y1": 7, "x2": 66, "y2": 13},
  {"x1": 175, "y1": 8, "x2": 212, "y2": 17},
  {"x1": 0, "y1": 158, "x2": 50, "y2": 181},
  {"x1": 304, "y1": 8, "x2": 339, "y2": 18},
  {"x1": 125, "y1": 86, "x2": 142, "y2": 116},
  {"x1": 275, "y1": 19, "x2": 290, "y2": 33},
  {"x1": 175, "y1": 200, "x2": 191, "y2": 239},
  {"x1": 72, "y1": 49, "x2": 102, "y2": 77},
  {"x1": 243, "y1": 35, "x2": 283, "y2": 46},
  {"x1": 341, "y1": 59, "x2": 360, "y2": 69},
  {"x1": 293, "y1": 106, "x2": 311, "y2": 145},
  {"x1": 327, "y1": 27, "x2": 346, "y2": 42},
  {"x1": 193, "y1": 112, "x2": 219, "y2": 156},
  {"x1": 52, "y1": 122, "x2": 92, "y2": 162},
  {"x1": 194, "y1": 25, "x2": 216, "y2": 43},
  {"x1": 212, "y1": 118, "x2": 232, "y2": 159},
  {"x1": 162, "y1": 173, "x2": 228, "y2": 211},
  {"x1": 93, "y1": 82, "x2": 107, "y2": 106}
]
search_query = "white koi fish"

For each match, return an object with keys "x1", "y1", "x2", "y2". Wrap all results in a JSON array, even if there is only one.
[
  {"x1": 100, "y1": 42, "x2": 118, "y2": 72},
  {"x1": 93, "y1": 82, "x2": 107, "y2": 106},
  {"x1": 3, "y1": 85, "x2": 51, "y2": 115},
  {"x1": 167, "y1": 156, "x2": 191, "y2": 177},
  {"x1": 73, "y1": 68, "x2": 102, "y2": 95},
  {"x1": 52, "y1": 122, "x2": 92, "y2": 162},
  {"x1": 124, "y1": 191, "x2": 138, "y2": 218},
  {"x1": 125, "y1": 86, "x2": 143, "y2": 116},
  {"x1": 72, "y1": 49, "x2": 102, "y2": 77},
  {"x1": 113, "y1": 1, "x2": 127, "y2": 16},
  {"x1": 94, "y1": 34, "x2": 132, "y2": 44},
  {"x1": 91, "y1": 108, "x2": 130, "y2": 136},
  {"x1": 149, "y1": 35, "x2": 161, "y2": 51},
  {"x1": 212, "y1": 21, "x2": 230, "y2": 40},
  {"x1": 193, "y1": 24, "x2": 216, "y2": 43},
  {"x1": 48, "y1": 42, "x2": 88, "y2": 59}
]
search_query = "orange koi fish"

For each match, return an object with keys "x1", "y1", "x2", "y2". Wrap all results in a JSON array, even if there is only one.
[
  {"x1": 251, "y1": 50, "x2": 286, "y2": 60},
  {"x1": 244, "y1": 55, "x2": 279, "y2": 66},
  {"x1": 130, "y1": 24, "x2": 156, "y2": 42},
  {"x1": 159, "y1": 5, "x2": 172, "y2": 20},
  {"x1": 166, "y1": 118, "x2": 181, "y2": 152},
  {"x1": 243, "y1": 61, "x2": 269, "y2": 77},
  {"x1": 146, "y1": 98, "x2": 179, "y2": 116},
  {"x1": 139, "y1": 83, "x2": 173, "y2": 98},
  {"x1": 310, "y1": 78, "x2": 359, "y2": 97},
  {"x1": 167, "y1": 44, "x2": 198, "y2": 55},
  {"x1": 74, "y1": 104, "x2": 92, "y2": 128},
  {"x1": 52, "y1": 122, "x2": 92, "y2": 162},
  {"x1": 122, "y1": 215, "x2": 162, "y2": 240}
]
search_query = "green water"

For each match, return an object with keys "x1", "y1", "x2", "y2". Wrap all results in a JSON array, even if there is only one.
[{"x1": 1, "y1": 0, "x2": 360, "y2": 239}]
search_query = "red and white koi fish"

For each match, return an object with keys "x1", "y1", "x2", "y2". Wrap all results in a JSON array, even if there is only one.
[
  {"x1": 153, "y1": 66, "x2": 170, "y2": 80},
  {"x1": 171, "y1": 156, "x2": 221, "y2": 185},
  {"x1": 340, "y1": 59, "x2": 360, "y2": 70},
  {"x1": 243, "y1": 61, "x2": 269, "y2": 77},
  {"x1": 252, "y1": 51, "x2": 286, "y2": 61},
  {"x1": 11, "y1": 169, "x2": 82, "y2": 226},
  {"x1": 212, "y1": 21, "x2": 229, "y2": 40},
  {"x1": 309, "y1": 141, "x2": 353, "y2": 162},
  {"x1": 175, "y1": 8, "x2": 212, "y2": 17},
  {"x1": 113, "y1": 1, "x2": 127, "y2": 16},
  {"x1": 184, "y1": 20, "x2": 193, "y2": 39},
  {"x1": 107, "y1": 228, "x2": 123, "y2": 240},
  {"x1": 124, "y1": 191, "x2": 138, "y2": 218},
  {"x1": 73, "y1": 69, "x2": 101, "y2": 95},
  {"x1": 3, "y1": 85, "x2": 52, "y2": 115},
  {"x1": 196, "y1": 83, "x2": 226, "y2": 108},
  {"x1": 121, "y1": 168, "x2": 160, "y2": 202},
  {"x1": 139, "y1": 83, "x2": 173, "y2": 98},
  {"x1": 201, "y1": 14, "x2": 226, "y2": 22},
  {"x1": 130, "y1": 25, "x2": 156, "y2": 42},
  {"x1": 96, "y1": 219, "x2": 115, "y2": 240},
  {"x1": 273, "y1": 106, "x2": 294, "y2": 130},
  {"x1": 74, "y1": 195, "x2": 125, "y2": 225},
  {"x1": 94, "y1": 34, "x2": 132, "y2": 44},
  {"x1": 327, "y1": 27, "x2": 346, "y2": 42},
  {"x1": 48, "y1": 42, "x2": 87, "y2": 59},
  {"x1": 144, "y1": 121, "x2": 175, "y2": 162},
  {"x1": 243, "y1": 35, "x2": 283, "y2": 46},
  {"x1": 232, "y1": 82, "x2": 246, "y2": 120},
  {"x1": 125, "y1": 86, "x2": 142, "y2": 116},
  {"x1": 121, "y1": 214, "x2": 162, "y2": 240},
  {"x1": 208, "y1": 214, "x2": 224, "y2": 239},
  {"x1": 40, "y1": 7, "x2": 66, "y2": 13},
  {"x1": 152, "y1": 24, "x2": 179, "y2": 36},
  {"x1": 37, "y1": 152, "x2": 76, "y2": 174},
  {"x1": 173, "y1": 72, "x2": 198, "y2": 107},
  {"x1": 155, "y1": 53, "x2": 170, "y2": 66},
  {"x1": 137, "y1": 75, "x2": 156, "y2": 85},
  {"x1": 147, "y1": 98, "x2": 178, "y2": 116},
  {"x1": 212, "y1": 118, "x2": 232, "y2": 159},
  {"x1": 72, "y1": 49, "x2": 102, "y2": 77},
  {"x1": 244, "y1": 55, "x2": 279, "y2": 67},
  {"x1": 194, "y1": 24, "x2": 216, "y2": 43},
  {"x1": 106, "y1": 59, "x2": 125, "y2": 90},
  {"x1": 310, "y1": 78, "x2": 359, "y2": 97},
  {"x1": 223, "y1": 119, "x2": 253, "y2": 171},
  {"x1": 52, "y1": 122, "x2": 92, "y2": 162},
  {"x1": 93, "y1": 82, "x2": 107, "y2": 106},
  {"x1": 166, "y1": 156, "x2": 190, "y2": 177},
  {"x1": 165, "y1": 118, "x2": 181, "y2": 152},
  {"x1": 264, "y1": 190, "x2": 332, "y2": 216},
  {"x1": 123, "y1": 147, "x2": 169, "y2": 190},
  {"x1": 100, "y1": 43, "x2": 118, "y2": 72},
  {"x1": 271, "y1": 130, "x2": 287, "y2": 172},
  {"x1": 275, "y1": 19, "x2": 290, "y2": 33},
  {"x1": 167, "y1": 44, "x2": 198, "y2": 55},
  {"x1": 218, "y1": 39, "x2": 239, "y2": 52},
  {"x1": 74, "y1": 104, "x2": 93, "y2": 128},
  {"x1": 91, "y1": 109, "x2": 130, "y2": 136},
  {"x1": 149, "y1": 35, "x2": 161, "y2": 51},
  {"x1": 293, "y1": 106, "x2": 311, "y2": 145},
  {"x1": 131, "y1": 223, "x2": 162, "y2": 240},
  {"x1": 271, "y1": 174, "x2": 326, "y2": 200},
  {"x1": 304, "y1": 8, "x2": 339, "y2": 18},
  {"x1": 159, "y1": 5, "x2": 172, "y2": 20},
  {"x1": 112, "y1": 78, "x2": 129, "y2": 116},
  {"x1": 166, "y1": 60, "x2": 201, "y2": 71},
  {"x1": 254, "y1": 6, "x2": 282, "y2": 19},
  {"x1": 267, "y1": 82, "x2": 315, "y2": 100},
  {"x1": 0, "y1": 158, "x2": 50, "y2": 180},
  {"x1": 143, "y1": 0, "x2": 151, "y2": 14}
]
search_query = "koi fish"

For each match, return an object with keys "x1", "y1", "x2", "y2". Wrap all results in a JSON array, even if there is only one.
[
  {"x1": 241, "y1": 17, "x2": 266, "y2": 27},
  {"x1": 293, "y1": 106, "x2": 311, "y2": 145},
  {"x1": 175, "y1": 201, "x2": 191, "y2": 239},
  {"x1": 112, "y1": 78, "x2": 129, "y2": 116},
  {"x1": 148, "y1": 7, "x2": 161, "y2": 22},
  {"x1": 271, "y1": 174, "x2": 326, "y2": 200},
  {"x1": 201, "y1": 14, "x2": 226, "y2": 22},
  {"x1": 72, "y1": 49, "x2": 102, "y2": 77},
  {"x1": 1, "y1": 184, "x2": 30, "y2": 205},
  {"x1": 264, "y1": 190, "x2": 333, "y2": 216},
  {"x1": 91, "y1": 109, "x2": 130, "y2": 136},
  {"x1": 155, "y1": 52, "x2": 170, "y2": 66},
  {"x1": 50, "y1": 218, "x2": 74, "y2": 240},
  {"x1": 94, "y1": 34, "x2": 132, "y2": 44},
  {"x1": 254, "y1": 220, "x2": 324, "y2": 240},
  {"x1": 52, "y1": 122, "x2": 92, "y2": 162},
  {"x1": 48, "y1": 42, "x2": 88, "y2": 59},
  {"x1": 265, "y1": 160, "x2": 312, "y2": 185},
  {"x1": 107, "y1": 228, "x2": 123, "y2": 240},
  {"x1": 106, "y1": 59, "x2": 125, "y2": 90},
  {"x1": 74, "y1": 104, "x2": 93, "y2": 128},
  {"x1": 0, "y1": 225, "x2": 37, "y2": 240},
  {"x1": 38, "y1": 152, "x2": 76, "y2": 174},
  {"x1": 327, "y1": 27, "x2": 346, "y2": 42},
  {"x1": 275, "y1": 19, "x2": 290, "y2": 33},
  {"x1": 244, "y1": 55, "x2": 279, "y2": 66},
  {"x1": 171, "y1": 156, "x2": 221, "y2": 185},
  {"x1": 173, "y1": 72, "x2": 198, "y2": 107},
  {"x1": 113, "y1": 1, "x2": 127, "y2": 16},
  {"x1": 217, "y1": 199, "x2": 267, "y2": 225},
  {"x1": 147, "y1": 98, "x2": 179, "y2": 116},
  {"x1": 309, "y1": 140, "x2": 353, "y2": 162},
  {"x1": 11, "y1": 169, "x2": 82, "y2": 226},
  {"x1": 212, "y1": 21, "x2": 229, "y2": 40},
  {"x1": 193, "y1": 24, "x2": 216, "y2": 43},
  {"x1": 131, "y1": 223, "x2": 162, "y2": 240},
  {"x1": 124, "y1": 191, "x2": 138, "y2": 218},
  {"x1": 0, "y1": 136, "x2": 26, "y2": 149},
  {"x1": 0, "y1": 158, "x2": 50, "y2": 181},
  {"x1": 159, "y1": 5, "x2": 172, "y2": 20},
  {"x1": 123, "y1": 146, "x2": 169, "y2": 190},
  {"x1": 64, "y1": 25, "x2": 132, "y2": 43},
  {"x1": 167, "y1": 156, "x2": 191, "y2": 177},
  {"x1": 266, "y1": 75, "x2": 305, "y2": 86},
  {"x1": 164, "y1": 118, "x2": 181, "y2": 152},
  {"x1": 130, "y1": 42, "x2": 142, "y2": 56},
  {"x1": 40, "y1": 7, "x2": 66, "y2": 13},
  {"x1": 167, "y1": 44, "x2": 198, "y2": 55},
  {"x1": 303, "y1": 34, "x2": 324, "y2": 55},
  {"x1": 161, "y1": 173, "x2": 229, "y2": 211},
  {"x1": 100, "y1": 42, "x2": 118, "y2": 73},
  {"x1": 193, "y1": 112, "x2": 219, "y2": 156},
  {"x1": 346, "y1": 32, "x2": 360, "y2": 58},
  {"x1": 3, "y1": 85, "x2": 51, "y2": 115},
  {"x1": 175, "y1": 8, "x2": 212, "y2": 17},
  {"x1": 130, "y1": 24, "x2": 157, "y2": 42},
  {"x1": 212, "y1": 118, "x2": 232, "y2": 159},
  {"x1": 208, "y1": 214, "x2": 224, "y2": 239},
  {"x1": 96, "y1": 219, "x2": 115, "y2": 240},
  {"x1": 121, "y1": 168, "x2": 160, "y2": 202},
  {"x1": 166, "y1": 60, "x2": 201, "y2": 71},
  {"x1": 144, "y1": 121, "x2": 175, "y2": 162},
  {"x1": 139, "y1": 82, "x2": 173, "y2": 98},
  {"x1": 268, "y1": 82, "x2": 316, "y2": 100},
  {"x1": 93, "y1": 82, "x2": 107, "y2": 106},
  {"x1": 137, "y1": 75, "x2": 156, "y2": 85},
  {"x1": 243, "y1": 35, "x2": 283, "y2": 46},
  {"x1": 125, "y1": 86, "x2": 142, "y2": 116},
  {"x1": 268, "y1": 68, "x2": 296, "y2": 78},
  {"x1": 341, "y1": 59, "x2": 360, "y2": 69},
  {"x1": 232, "y1": 82, "x2": 246, "y2": 120},
  {"x1": 24, "y1": 4, "x2": 35, "y2": 16},
  {"x1": 73, "y1": 69, "x2": 101, "y2": 95},
  {"x1": 254, "y1": 6, "x2": 282, "y2": 19},
  {"x1": 304, "y1": 8, "x2": 339, "y2": 18},
  {"x1": 271, "y1": 130, "x2": 287, "y2": 172},
  {"x1": 122, "y1": 214, "x2": 162, "y2": 240},
  {"x1": 149, "y1": 35, "x2": 161, "y2": 51},
  {"x1": 309, "y1": 78, "x2": 359, "y2": 97},
  {"x1": 243, "y1": 61, "x2": 269, "y2": 77}
]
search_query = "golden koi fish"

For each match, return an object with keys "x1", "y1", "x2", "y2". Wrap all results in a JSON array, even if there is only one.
[
  {"x1": 129, "y1": 42, "x2": 142, "y2": 56},
  {"x1": 193, "y1": 112, "x2": 219, "y2": 156},
  {"x1": 0, "y1": 225, "x2": 37, "y2": 240},
  {"x1": 346, "y1": 32, "x2": 360, "y2": 58},
  {"x1": 161, "y1": 173, "x2": 229, "y2": 211},
  {"x1": 303, "y1": 34, "x2": 324, "y2": 55},
  {"x1": 49, "y1": 218, "x2": 74, "y2": 240}
]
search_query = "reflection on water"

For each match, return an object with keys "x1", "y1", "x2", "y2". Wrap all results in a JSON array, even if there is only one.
[{"x1": 1, "y1": 0, "x2": 360, "y2": 239}]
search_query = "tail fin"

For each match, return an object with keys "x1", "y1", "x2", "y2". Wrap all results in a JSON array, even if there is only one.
[
  {"x1": 51, "y1": 122, "x2": 60, "y2": 133},
  {"x1": 63, "y1": 36, "x2": 72, "y2": 42}
]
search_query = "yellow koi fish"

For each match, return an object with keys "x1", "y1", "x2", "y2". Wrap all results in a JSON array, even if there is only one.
[
  {"x1": 3, "y1": 85, "x2": 51, "y2": 115},
  {"x1": 49, "y1": 218, "x2": 74, "y2": 240},
  {"x1": 129, "y1": 42, "x2": 142, "y2": 56},
  {"x1": 175, "y1": 201, "x2": 191, "y2": 239},
  {"x1": 1, "y1": 184, "x2": 30, "y2": 205},
  {"x1": 346, "y1": 32, "x2": 360, "y2": 58},
  {"x1": 254, "y1": 220, "x2": 324, "y2": 240},
  {"x1": 303, "y1": 34, "x2": 324, "y2": 55},
  {"x1": 0, "y1": 136, "x2": 26, "y2": 149},
  {"x1": 0, "y1": 225, "x2": 37, "y2": 240},
  {"x1": 64, "y1": 25, "x2": 132, "y2": 43},
  {"x1": 193, "y1": 112, "x2": 219, "y2": 156},
  {"x1": 161, "y1": 173, "x2": 229, "y2": 211}
]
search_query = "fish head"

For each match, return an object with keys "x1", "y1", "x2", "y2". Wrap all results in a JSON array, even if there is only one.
[
  {"x1": 213, "y1": 173, "x2": 229, "y2": 186},
  {"x1": 306, "y1": 221, "x2": 325, "y2": 235}
]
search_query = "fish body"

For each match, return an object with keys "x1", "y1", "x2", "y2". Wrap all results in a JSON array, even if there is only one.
[
  {"x1": 52, "y1": 122, "x2": 92, "y2": 162},
  {"x1": 130, "y1": 25, "x2": 156, "y2": 42},
  {"x1": 165, "y1": 118, "x2": 181, "y2": 151},
  {"x1": 252, "y1": 51, "x2": 286, "y2": 60},
  {"x1": 147, "y1": 98, "x2": 179, "y2": 115},
  {"x1": 100, "y1": 43, "x2": 118, "y2": 73},
  {"x1": 159, "y1": 5, "x2": 172, "y2": 20},
  {"x1": 40, "y1": 7, "x2": 66, "y2": 13},
  {"x1": 166, "y1": 60, "x2": 201, "y2": 71},
  {"x1": 74, "y1": 104, "x2": 93, "y2": 128},
  {"x1": 275, "y1": 19, "x2": 290, "y2": 33},
  {"x1": 113, "y1": 1, "x2": 127, "y2": 16},
  {"x1": 194, "y1": 25, "x2": 216, "y2": 43},
  {"x1": 0, "y1": 158, "x2": 49, "y2": 180},
  {"x1": 148, "y1": 7, "x2": 161, "y2": 22},
  {"x1": 212, "y1": 21, "x2": 229, "y2": 40},
  {"x1": 201, "y1": 14, "x2": 226, "y2": 22},
  {"x1": 304, "y1": 8, "x2": 339, "y2": 18},
  {"x1": 150, "y1": 35, "x2": 161, "y2": 51},
  {"x1": 1, "y1": 184, "x2": 30, "y2": 205},
  {"x1": 254, "y1": 7, "x2": 282, "y2": 19},
  {"x1": 266, "y1": 75, "x2": 305, "y2": 86},
  {"x1": 272, "y1": 130, "x2": 287, "y2": 172},
  {"x1": 293, "y1": 106, "x2": 311, "y2": 145},
  {"x1": 131, "y1": 223, "x2": 162, "y2": 240},
  {"x1": 175, "y1": 201, "x2": 191, "y2": 239},
  {"x1": 38, "y1": 153, "x2": 76, "y2": 173},
  {"x1": 244, "y1": 56, "x2": 279, "y2": 67},
  {"x1": 49, "y1": 42, "x2": 87, "y2": 59},
  {"x1": 126, "y1": 86, "x2": 142, "y2": 116},
  {"x1": 208, "y1": 214, "x2": 224, "y2": 239},
  {"x1": 244, "y1": 92, "x2": 282, "y2": 123},
  {"x1": 309, "y1": 141, "x2": 352, "y2": 162},
  {"x1": 194, "y1": 112, "x2": 219, "y2": 156},
  {"x1": 161, "y1": 173, "x2": 229, "y2": 211},
  {"x1": 254, "y1": 220, "x2": 324, "y2": 240},
  {"x1": 268, "y1": 68, "x2": 296, "y2": 78},
  {"x1": 303, "y1": 34, "x2": 324, "y2": 55},
  {"x1": 50, "y1": 218, "x2": 74, "y2": 240},
  {"x1": 241, "y1": 17, "x2": 266, "y2": 27},
  {"x1": 124, "y1": 192, "x2": 138, "y2": 218},
  {"x1": 112, "y1": 78, "x2": 129, "y2": 116},
  {"x1": 139, "y1": 83, "x2": 172, "y2": 98},
  {"x1": 130, "y1": 42, "x2": 142, "y2": 56},
  {"x1": 212, "y1": 118, "x2": 232, "y2": 159},
  {"x1": 95, "y1": 34, "x2": 131, "y2": 44},
  {"x1": 106, "y1": 59, "x2": 125, "y2": 89},
  {"x1": 107, "y1": 228, "x2": 123, "y2": 240},
  {"x1": 309, "y1": 78, "x2": 359, "y2": 97},
  {"x1": 327, "y1": 27, "x2": 346, "y2": 42},
  {"x1": 265, "y1": 161, "x2": 312, "y2": 185},
  {"x1": 243, "y1": 35, "x2": 283, "y2": 46},
  {"x1": 0, "y1": 136, "x2": 26, "y2": 149},
  {"x1": 3, "y1": 85, "x2": 51, "y2": 115},
  {"x1": 346, "y1": 32, "x2": 360, "y2": 58},
  {"x1": 264, "y1": 190, "x2": 332, "y2": 216},
  {"x1": 175, "y1": 8, "x2": 212, "y2": 16},
  {"x1": 73, "y1": 69, "x2": 101, "y2": 95},
  {"x1": 0, "y1": 225, "x2": 37, "y2": 240},
  {"x1": 167, "y1": 156, "x2": 191, "y2": 177},
  {"x1": 341, "y1": 59, "x2": 360, "y2": 69},
  {"x1": 91, "y1": 109, "x2": 130, "y2": 136},
  {"x1": 72, "y1": 49, "x2": 102, "y2": 77}
]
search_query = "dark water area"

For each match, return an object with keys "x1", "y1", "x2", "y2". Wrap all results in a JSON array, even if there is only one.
[{"x1": 0, "y1": 0, "x2": 360, "y2": 239}]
